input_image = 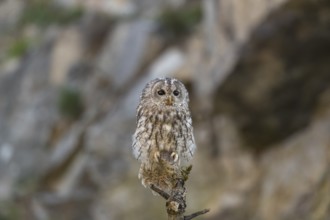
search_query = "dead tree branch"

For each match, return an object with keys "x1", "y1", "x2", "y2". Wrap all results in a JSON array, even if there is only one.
[{"x1": 150, "y1": 166, "x2": 210, "y2": 220}]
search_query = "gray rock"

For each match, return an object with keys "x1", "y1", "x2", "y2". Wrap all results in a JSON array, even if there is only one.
[
  {"x1": 0, "y1": 35, "x2": 58, "y2": 199},
  {"x1": 97, "y1": 19, "x2": 154, "y2": 90},
  {"x1": 0, "y1": 0, "x2": 24, "y2": 33},
  {"x1": 258, "y1": 117, "x2": 330, "y2": 220},
  {"x1": 193, "y1": 0, "x2": 287, "y2": 98},
  {"x1": 55, "y1": 0, "x2": 136, "y2": 16},
  {"x1": 50, "y1": 27, "x2": 84, "y2": 86},
  {"x1": 214, "y1": 0, "x2": 330, "y2": 148}
]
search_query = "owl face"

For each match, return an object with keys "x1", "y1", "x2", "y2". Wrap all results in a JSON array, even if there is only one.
[{"x1": 141, "y1": 78, "x2": 189, "y2": 109}]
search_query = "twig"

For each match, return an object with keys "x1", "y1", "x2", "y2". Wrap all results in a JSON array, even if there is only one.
[
  {"x1": 184, "y1": 209, "x2": 210, "y2": 220},
  {"x1": 150, "y1": 184, "x2": 170, "y2": 200}
]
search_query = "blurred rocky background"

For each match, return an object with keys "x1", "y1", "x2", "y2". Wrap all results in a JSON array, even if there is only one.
[{"x1": 0, "y1": 0, "x2": 329, "y2": 219}]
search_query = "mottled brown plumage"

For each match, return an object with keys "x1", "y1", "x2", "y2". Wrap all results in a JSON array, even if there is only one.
[{"x1": 132, "y1": 77, "x2": 196, "y2": 193}]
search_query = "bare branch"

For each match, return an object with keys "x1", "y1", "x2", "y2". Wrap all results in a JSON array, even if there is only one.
[
  {"x1": 143, "y1": 155, "x2": 209, "y2": 219},
  {"x1": 150, "y1": 165, "x2": 209, "y2": 220},
  {"x1": 150, "y1": 184, "x2": 170, "y2": 200},
  {"x1": 184, "y1": 209, "x2": 210, "y2": 220}
]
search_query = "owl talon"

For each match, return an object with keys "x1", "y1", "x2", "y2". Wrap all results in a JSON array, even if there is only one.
[
  {"x1": 171, "y1": 152, "x2": 179, "y2": 162},
  {"x1": 154, "y1": 151, "x2": 161, "y2": 162}
]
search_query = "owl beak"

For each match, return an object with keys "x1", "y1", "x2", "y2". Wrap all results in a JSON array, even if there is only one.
[{"x1": 165, "y1": 96, "x2": 173, "y2": 106}]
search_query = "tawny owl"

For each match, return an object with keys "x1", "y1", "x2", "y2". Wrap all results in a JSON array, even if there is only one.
[{"x1": 132, "y1": 77, "x2": 196, "y2": 191}]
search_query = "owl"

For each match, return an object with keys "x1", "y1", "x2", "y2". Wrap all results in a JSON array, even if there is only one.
[{"x1": 132, "y1": 77, "x2": 196, "y2": 191}]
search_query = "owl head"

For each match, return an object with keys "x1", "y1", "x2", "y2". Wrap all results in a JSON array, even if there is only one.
[{"x1": 141, "y1": 77, "x2": 189, "y2": 108}]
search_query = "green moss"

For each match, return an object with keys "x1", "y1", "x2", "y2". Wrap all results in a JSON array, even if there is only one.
[
  {"x1": 7, "y1": 38, "x2": 30, "y2": 58},
  {"x1": 14, "y1": 173, "x2": 40, "y2": 196},
  {"x1": 181, "y1": 165, "x2": 192, "y2": 181},
  {"x1": 20, "y1": 0, "x2": 83, "y2": 27},
  {"x1": 58, "y1": 87, "x2": 84, "y2": 120},
  {"x1": 157, "y1": 5, "x2": 203, "y2": 40},
  {"x1": 0, "y1": 202, "x2": 23, "y2": 220}
]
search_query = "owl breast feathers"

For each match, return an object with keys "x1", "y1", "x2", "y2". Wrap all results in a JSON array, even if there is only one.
[{"x1": 132, "y1": 77, "x2": 196, "y2": 165}]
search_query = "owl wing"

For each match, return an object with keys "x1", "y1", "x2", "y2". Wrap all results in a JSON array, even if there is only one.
[
  {"x1": 182, "y1": 134, "x2": 196, "y2": 162},
  {"x1": 132, "y1": 134, "x2": 147, "y2": 162},
  {"x1": 132, "y1": 135, "x2": 141, "y2": 160},
  {"x1": 180, "y1": 116, "x2": 196, "y2": 163}
]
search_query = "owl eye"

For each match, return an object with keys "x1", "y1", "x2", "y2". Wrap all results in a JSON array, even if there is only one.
[
  {"x1": 157, "y1": 89, "x2": 165, "y2": 96},
  {"x1": 173, "y1": 90, "x2": 180, "y2": 96}
]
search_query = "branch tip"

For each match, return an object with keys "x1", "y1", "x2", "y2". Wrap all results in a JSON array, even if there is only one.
[{"x1": 184, "y1": 209, "x2": 210, "y2": 220}]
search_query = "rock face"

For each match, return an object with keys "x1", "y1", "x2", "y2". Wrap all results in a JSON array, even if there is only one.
[
  {"x1": 0, "y1": 37, "x2": 58, "y2": 200},
  {"x1": 258, "y1": 119, "x2": 330, "y2": 220},
  {"x1": 215, "y1": 0, "x2": 330, "y2": 149},
  {"x1": 0, "y1": 0, "x2": 330, "y2": 220},
  {"x1": 0, "y1": 0, "x2": 24, "y2": 32}
]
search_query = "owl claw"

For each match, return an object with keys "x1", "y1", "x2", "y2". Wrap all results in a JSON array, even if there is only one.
[
  {"x1": 154, "y1": 151, "x2": 161, "y2": 162},
  {"x1": 171, "y1": 152, "x2": 179, "y2": 162}
]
